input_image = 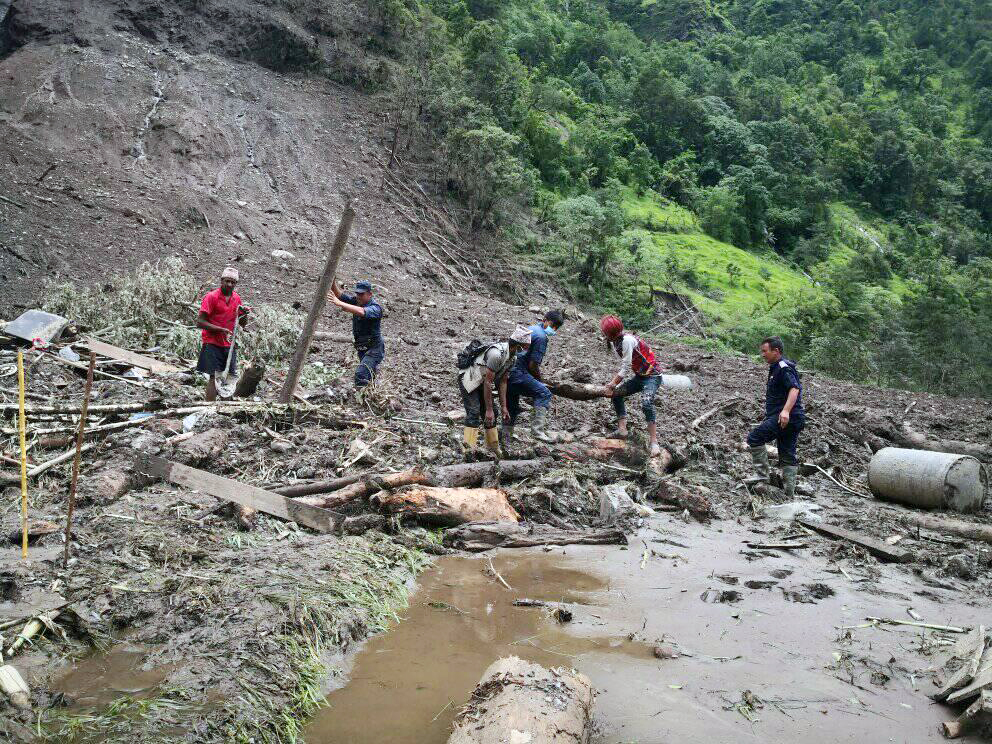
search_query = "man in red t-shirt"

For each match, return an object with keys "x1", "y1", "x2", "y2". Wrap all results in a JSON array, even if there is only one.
[{"x1": 196, "y1": 267, "x2": 249, "y2": 400}]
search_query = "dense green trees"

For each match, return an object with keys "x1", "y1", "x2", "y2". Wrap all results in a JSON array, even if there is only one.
[{"x1": 373, "y1": 0, "x2": 992, "y2": 396}]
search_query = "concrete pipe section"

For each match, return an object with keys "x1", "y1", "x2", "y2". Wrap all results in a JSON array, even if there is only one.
[
  {"x1": 661, "y1": 374, "x2": 693, "y2": 389},
  {"x1": 868, "y1": 447, "x2": 988, "y2": 513}
]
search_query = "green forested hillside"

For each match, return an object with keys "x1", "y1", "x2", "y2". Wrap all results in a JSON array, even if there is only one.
[{"x1": 377, "y1": 0, "x2": 992, "y2": 396}]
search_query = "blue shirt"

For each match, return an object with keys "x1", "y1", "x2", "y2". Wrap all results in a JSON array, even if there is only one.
[
  {"x1": 765, "y1": 359, "x2": 803, "y2": 417},
  {"x1": 342, "y1": 294, "x2": 383, "y2": 345},
  {"x1": 514, "y1": 324, "x2": 549, "y2": 373}
]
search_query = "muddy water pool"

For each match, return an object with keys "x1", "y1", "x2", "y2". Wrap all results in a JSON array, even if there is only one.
[
  {"x1": 304, "y1": 551, "x2": 654, "y2": 744},
  {"x1": 306, "y1": 518, "x2": 988, "y2": 744}
]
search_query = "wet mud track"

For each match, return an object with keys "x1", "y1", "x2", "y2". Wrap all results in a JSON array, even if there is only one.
[{"x1": 308, "y1": 513, "x2": 988, "y2": 744}]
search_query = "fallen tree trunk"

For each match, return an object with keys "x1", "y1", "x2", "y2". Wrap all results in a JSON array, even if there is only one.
[
  {"x1": 294, "y1": 460, "x2": 544, "y2": 508},
  {"x1": 273, "y1": 474, "x2": 363, "y2": 498},
  {"x1": 372, "y1": 486, "x2": 520, "y2": 526},
  {"x1": 900, "y1": 512, "x2": 992, "y2": 545},
  {"x1": 548, "y1": 381, "x2": 609, "y2": 401},
  {"x1": 443, "y1": 521, "x2": 627, "y2": 552},
  {"x1": 447, "y1": 656, "x2": 594, "y2": 744},
  {"x1": 299, "y1": 469, "x2": 432, "y2": 508},
  {"x1": 893, "y1": 424, "x2": 992, "y2": 464}
]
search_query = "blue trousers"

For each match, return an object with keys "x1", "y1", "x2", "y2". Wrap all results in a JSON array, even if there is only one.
[
  {"x1": 354, "y1": 339, "x2": 385, "y2": 387},
  {"x1": 747, "y1": 414, "x2": 804, "y2": 466},
  {"x1": 506, "y1": 369, "x2": 552, "y2": 425},
  {"x1": 612, "y1": 374, "x2": 662, "y2": 423}
]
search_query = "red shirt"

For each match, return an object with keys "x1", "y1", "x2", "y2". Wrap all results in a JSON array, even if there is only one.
[{"x1": 199, "y1": 288, "x2": 241, "y2": 348}]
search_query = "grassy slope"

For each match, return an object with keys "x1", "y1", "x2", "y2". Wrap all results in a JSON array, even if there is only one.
[
  {"x1": 618, "y1": 188, "x2": 824, "y2": 329},
  {"x1": 615, "y1": 189, "x2": 917, "y2": 341}
]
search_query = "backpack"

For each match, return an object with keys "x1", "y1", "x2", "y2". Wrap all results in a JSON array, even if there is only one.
[{"x1": 456, "y1": 340, "x2": 498, "y2": 370}]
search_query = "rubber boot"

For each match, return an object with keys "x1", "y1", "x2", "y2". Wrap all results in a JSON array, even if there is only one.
[
  {"x1": 782, "y1": 465, "x2": 798, "y2": 500},
  {"x1": 746, "y1": 445, "x2": 771, "y2": 484},
  {"x1": 484, "y1": 427, "x2": 502, "y2": 459},
  {"x1": 501, "y1": 424, "x2": 514, "y2": 442},
  {"x1": 530, "y1": 407, "x2": 553, "y2": 442},
  {"x1": 462, "y1": 426, "x2": 479, "y2": 462}
]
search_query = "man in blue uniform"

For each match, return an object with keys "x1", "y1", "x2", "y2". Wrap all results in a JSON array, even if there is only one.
[
  {"x1": 746, "y1": 336, "x2": 803, "y2": 499},
  {"x1": 503, "y1": 310, "x2": 565, "y2": 443},
  {"x1": 328, "y1": 279, "x2": 385, "y2": 388}
]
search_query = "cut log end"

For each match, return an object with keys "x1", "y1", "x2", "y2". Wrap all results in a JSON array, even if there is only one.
[{"x1": 447, "y1": 656, "x2": 594, "y2": 744}]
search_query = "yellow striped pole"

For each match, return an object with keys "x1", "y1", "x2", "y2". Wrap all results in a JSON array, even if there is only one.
[{"x1": 17, "y1": 350, "x2": 28, "y2": 559}]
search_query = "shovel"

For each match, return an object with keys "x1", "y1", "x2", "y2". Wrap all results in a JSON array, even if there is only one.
[{"x1": 216, "y1": 320, "x2": 239, "y2": 399}]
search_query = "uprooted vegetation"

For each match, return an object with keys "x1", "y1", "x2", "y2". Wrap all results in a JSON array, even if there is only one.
[{"x1": 42, "y1": 258, "x2": 303, "y2": 367}]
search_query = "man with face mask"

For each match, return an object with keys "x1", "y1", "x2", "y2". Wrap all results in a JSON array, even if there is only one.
[
  {"x1": 196, "y1": 267, "x2": 250, "y2": 401},
  {"x1": 504, "y1": 310, "x2": 565, "y2": 443}
]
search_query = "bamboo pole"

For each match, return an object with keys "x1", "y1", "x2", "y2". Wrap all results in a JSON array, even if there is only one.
[
  {"x1": 64, "y1": 353, "x2": 95, "y2": 567},
  {"x1": 17, "y1": 351, "x2": 28, "y2": 559},
  {"x1": 279, "y1": 201, "x2": 356, "y2": 403}
]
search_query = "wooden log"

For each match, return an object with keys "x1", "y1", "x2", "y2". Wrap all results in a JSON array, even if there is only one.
[
  {"x1": 80, "y1": 338, "x2": 181, "y2": 374},
  {"x1": 135, "y1": 453, "x2": 340, "y2": 533},
  {"x1": 0, "y1": 401, "x2": 160, "y2": 416},
  {"x1": 372, "y1": 486, "x2": 520, "y2": 526},
  {"x1": 548, "y1": 381, "x2": 610, "y2": 401},
  {"x1": 294, "y1": 460, "x2": 544, "y2": 507},
  {"x1": 280, "y1": 202, "x2": 356, "y2": 403},
  {"x1": 302, "y1": 469, "x2": 432, "y2": 509},
  {"x1": 447, "y1": 656, "x2": 593, "y2": 744},
  {"x1": 894, "y1": 424, "x2": 992, "y2": 464},
  {"x1": 797, "y1": 517, "x2": 913, "y2": 562},
  {"x1": 557, "y1": 438, "x2": 628, "y2": 463},
  {"x1": 934, "y1": 625, "x2": 986, "y2": 702},
  {"x1": 443, "y1": 521, "x2": 627, "y2": 552},
  {"x1": 900, "y1": 512, "x2": 992, "y2": 545},
  {"x1": 947, "y1": 647, "x2": 992, "y2": 705},
  {"x1": 0, "y1": 664, "x2": 30, "y2": 709},
  {"x1": 273, "y1": 474, "x2": 363, "y2": 497}
]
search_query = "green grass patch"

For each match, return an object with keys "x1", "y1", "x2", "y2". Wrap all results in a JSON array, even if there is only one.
[{"x1": 616, "y1": 188, "x2": 822, "y2": 332}]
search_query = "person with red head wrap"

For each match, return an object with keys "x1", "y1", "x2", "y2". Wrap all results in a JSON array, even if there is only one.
[{"x1": 599, "y1": 315, "x2": 663, "y2": 457}]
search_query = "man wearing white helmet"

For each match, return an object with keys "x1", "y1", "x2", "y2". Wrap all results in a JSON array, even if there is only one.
[
  {"x1": 456, "y1": 325, "x2": 532, "y2": 459},
  {"x1": 195, "y1": 267, "x2": 250, "y2": 401}
]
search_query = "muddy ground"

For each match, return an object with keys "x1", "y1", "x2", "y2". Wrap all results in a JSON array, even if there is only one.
[
  {"x1": 2, "y1": 0, "x2": 992, "y2": 740},
  {"x1": 0, "y1": 321, "x2": 990, "y2": 742}
]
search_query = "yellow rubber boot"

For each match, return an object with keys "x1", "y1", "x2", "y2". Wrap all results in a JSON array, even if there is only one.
[
  {"x1": 484, "y1": 427, "x2": 502, "y2": 459},
  {"x1": 463, "y1": 426, "x2": 479, "y2": 451}
]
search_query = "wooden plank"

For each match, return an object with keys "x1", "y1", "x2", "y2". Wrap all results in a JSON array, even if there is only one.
[
  {"x1": 82, "y1": 338, "x2": 181, "y2": 374},
  {"x1": 797, "y1": 518, "x2": 913, "y2": 563},
  {"x1": 135, "y1": 453, "x2": 340, "y2": 533},
  {"x1": 948, "y1": 643, "x2": 992, "y2": 705},
  {"x1": 935, "y1": 625, "x2": 986, "y2": 701}
]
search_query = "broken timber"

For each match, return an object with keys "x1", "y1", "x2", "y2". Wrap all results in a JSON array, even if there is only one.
[
  {"x1": 447, "y1": 656, "x2": 594, "y2": 744},
  {"x1": 135, "y1": 453, "x2": 340, "y2": 533},
  {"x1": 797, "y1": 517, "x2": 913, "y2": 562},
  {"x1": 81, "y1": 338, "x2": 181, "y2": 375}
]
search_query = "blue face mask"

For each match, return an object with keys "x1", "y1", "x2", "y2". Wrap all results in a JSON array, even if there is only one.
[{"x1": 544, "y1": 326, "x2": 557, "y2": 337}]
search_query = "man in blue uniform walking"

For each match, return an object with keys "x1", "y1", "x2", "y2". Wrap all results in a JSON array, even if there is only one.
[
  {"x1": 746, "y1": 336, "x2": 803, "y2": 499},
  {"x1": 328, "y1": 279, "x2": 385, "y2": 388},
  {"x1": 503, "y1": 310, "x2": 565, "y2": 443}
]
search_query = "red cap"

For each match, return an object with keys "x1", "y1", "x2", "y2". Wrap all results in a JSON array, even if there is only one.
[{"x1": 600, "y1": 315, "x2": 623, "y2": 338}]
